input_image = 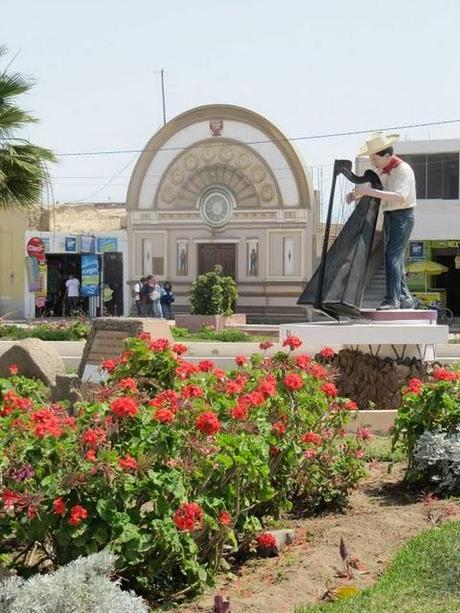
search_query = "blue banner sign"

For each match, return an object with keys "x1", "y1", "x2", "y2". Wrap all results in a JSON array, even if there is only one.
[
  {"x1": 80, "y1": 235, "x2": 96, "y2": 253},
  {"x1": 81, "y1": 254, "x2": 100, "y2": 297},
  {"x1": 65, "y1": 236, "x2": 78, "y2": 252},
  {"x1": 96, "y1": 237, "x2": 118, "y2": 252}
]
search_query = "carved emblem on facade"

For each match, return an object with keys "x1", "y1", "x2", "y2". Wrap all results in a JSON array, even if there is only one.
[{"x1": 209, "y1": 119, "x2": 223, "y2": 137}]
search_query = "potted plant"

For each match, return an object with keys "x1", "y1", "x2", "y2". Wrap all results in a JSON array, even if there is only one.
[{"x1": 175, "y1": 266, "x2": 244, "y2": 332}]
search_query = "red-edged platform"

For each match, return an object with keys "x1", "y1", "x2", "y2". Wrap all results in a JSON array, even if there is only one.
[{"x1": 360, "y1": 309, "x2": 437, "y2": 323}]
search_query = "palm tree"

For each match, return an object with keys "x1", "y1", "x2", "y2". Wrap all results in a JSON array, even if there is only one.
[{"x1": 0, "y1": 46, "x2": 55, "y2": 208}]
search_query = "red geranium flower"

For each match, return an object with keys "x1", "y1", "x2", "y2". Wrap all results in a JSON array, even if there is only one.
[
  {"x1": 110, "y1": 396, "x2": 138, "y2": 418},
  {"x1": 149, "y1": 338, "x2": 170, "y2": 352},
  {"x1": 319, "y1": 346, "x2": 336, "y2": 359},
  {"x1": 27, "y1": 506, "x2": 37, "y2": 520},
  {"x1": 219, "y1": 510, "x2": 232, "y2": 526},
  {"x1": 118, "y1": 454, "x2": 138, "y2": 470},
  {"x1": 213, "y1": 368, "x2": 226, "y2": 380},
  {"x1": 301, "y1": 431, "x2": 322, "y2": 445},
  {"x1": 171, "y1": 343, "x2": 188, "y2": 355},
  {"x1": 101, "y1": 359, "x2": 117, "y2": 373},
  {"x1": 118, "y1": 377, "x2": 137, "y2": 392},
  {"x1": 198, "y1": 359, "x2": 215, "y2": 372},
  {"x1": 433, "y1": 368, "x2": 456, "y2": 382},
  {"x1": 403, "y1": 377, "x2": 423, "y2": 395},
  {"x1": 68, "y1": 505, "x2": 88, "y2": 527},
  {"x1": 149, "y1": 389, "x2": 180, "y2": 412},
  {"x1": 53, "y1": 497, "x2": 66, "y2": 516},
  {"x1": 8, "y1": 364, "x2": 18, "y2": 375},
  {"x1": 295, "y1": 355, "x2": 312, "y2": 370},
  {"x1": 31, "y1": 409, "x2": 63, "y2": 438},
  {"x1": 259, "y1": 341, "x2": 274, "y2": 351},
  {"x1": 81, "y1": 427, "x2": 106, "y2": 448},
  {"x1": 356, "y1": 426, "x2": 373, "y2": 440},
  {"x1": 172, "y1": 343, "x2": 188, "y2": 355},
  {"x1": 85, "y1": 449, "x2": 97, "y2": 462},
  {"x1": 235, "y1": 355, "x2": 248, "y2": 367},
  {"x1": 154, "y1": 407, "x2": 175, "y2": 423},
  {"x1": 282, "y1": 335, "x2": 303, "y2": 350},
  {"x1": 175, "y1": 360, "x2": 199, "y2": 380},
  {"x1": 272, "y1": 421, "x2": 286, "y2": 435},
  {"x1": 283, "y1": 373, "x2": 303, "y2": 390},
  {"x1": 196, "y1": 411, "x2": 220, "y2": 435},
  {"x1": 173, "y1": 502, "x2": 204, "y2": 532},
  {"x1": 344, "y1": 400, "x2": 358, "y2": 411},
  {"x1": 256, "y1": 532, "x2": 277, "y2": 549},
  {"x1": 181, "y1": 384, "x2": 204, "y2": 400},
  {"x1": 309, "y1": 364, "x2": 327, "y2": 380},
  {"x1": 226, "y1": 380, "x2": 244, "y2": 395},
  {"x1": 231, "y1": 403, "x2": 248, "y2": 420},
  {"x1": 322, "y1": 382, "x2": 338, "y2": 397},
  {"x1": 2, "y1": 489, "x2": 24, "y2": 511},
  {"x1": 257, "y1": 374, "x2": 277, "y2": 397}
]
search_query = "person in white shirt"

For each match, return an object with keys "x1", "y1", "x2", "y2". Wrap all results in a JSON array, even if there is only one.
[
  {"x1": 347, "y1": 133, "x2": 416, "y2": 310},
  {"x1": 65, "y1": 273, "x2": 80, "y2": 314},
  {"x1": 133, "y1": 277, "x2": 146, "y2": 316}
]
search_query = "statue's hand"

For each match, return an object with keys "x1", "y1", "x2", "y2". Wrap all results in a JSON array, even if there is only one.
[{"x1": 345, "y1": 192, "x2": 356, "y2": 205}]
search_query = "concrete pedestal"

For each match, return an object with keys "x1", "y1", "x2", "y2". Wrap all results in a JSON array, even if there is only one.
[{"x1": 280, "y1": 311, "x2": 448, "y2": 360}]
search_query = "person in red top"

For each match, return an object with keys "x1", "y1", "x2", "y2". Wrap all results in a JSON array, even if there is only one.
[{"x1": 347, "y1": 133, "x2": 416, "y2": 310}]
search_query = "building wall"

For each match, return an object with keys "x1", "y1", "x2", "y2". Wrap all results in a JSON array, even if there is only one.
[
  {"x1": 28, "y1": 203, "x2": 127, "y2": 233},
  {"x1": 395, "y1": 139, "x2": 460, "y2": 241},
  {"x1": 0, "y1": 209, "x2": 27, "y2": 317}
]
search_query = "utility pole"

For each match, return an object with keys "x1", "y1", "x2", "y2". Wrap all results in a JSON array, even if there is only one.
[{"x1": 160, "y1": 69, "x2": 166, "y2": 126}]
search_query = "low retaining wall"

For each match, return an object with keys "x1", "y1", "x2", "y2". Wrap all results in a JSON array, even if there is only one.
[{"x1": 346, "y1": 410, "x2": 396, "y2": 435}]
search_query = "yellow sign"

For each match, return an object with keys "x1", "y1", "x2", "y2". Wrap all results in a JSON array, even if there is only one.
[{"x1": 36, "y1": 262, "x2": 48, "y2": 308}]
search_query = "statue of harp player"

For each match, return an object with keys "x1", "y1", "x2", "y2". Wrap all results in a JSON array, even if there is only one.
[{"x1": 297, "y1": 158, "x2": 383, "y2": 319}]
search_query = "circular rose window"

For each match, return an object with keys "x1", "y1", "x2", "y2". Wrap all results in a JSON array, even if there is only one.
[{"x1": 199, "y1": 188, "x2": 234, "y2": 227}]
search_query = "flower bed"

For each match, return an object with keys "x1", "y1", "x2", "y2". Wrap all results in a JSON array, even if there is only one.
[
  {"x1": 0, "y1": 336, "x2": 368, "y2": 604},
  {"x1": 0, "y1": 319, "x2": 90, "y2": 341}
]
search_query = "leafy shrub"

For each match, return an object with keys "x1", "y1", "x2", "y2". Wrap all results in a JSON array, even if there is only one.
[
  {"x1": 0, "y1": 320, "x2": 89, "y2": 341},
  {"x1": 0, "y1": 550, "x2": 148, "y2": 613},
  {"x1": 0, "y1": 370, "x2": 49, "y2": 407},
  {"x1": 0, "y1": 335, "x2": 367, "y2": 604},
  {"x1": 189, "y1": 265, "x2": 238, "y2": 316},
  {"x1": 412, "y1": 430, "x2": 460, "y2": 495},
  {"x1": 392, "y1": 368, "x2": 460, "y2": 484},
  {"x1": 0, "y1": 324, "x2": 29, "y2": 340},
  {"x1": 170, "y1": 325, "x2": 190, "y2": 339},
  {"x1": 196, "y1": 325, "x2": 251, "y2": 342}
]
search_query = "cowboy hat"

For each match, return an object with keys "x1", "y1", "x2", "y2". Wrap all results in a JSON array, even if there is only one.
[{"x1": 357, "y1": 132, "x2": 399, "y2": 157}]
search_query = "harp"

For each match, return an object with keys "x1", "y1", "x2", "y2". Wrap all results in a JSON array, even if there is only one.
[{"x1": 298, "y1": 159, "x2": 383, "y2": 319}]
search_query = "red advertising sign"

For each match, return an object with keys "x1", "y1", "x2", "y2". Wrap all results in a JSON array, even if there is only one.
[{"x1": 27, "y1": 237, "x2": 45, "y2": 262}]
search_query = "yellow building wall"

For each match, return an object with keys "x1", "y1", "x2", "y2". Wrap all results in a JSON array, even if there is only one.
[{"x1": 0, "y1": 209, "x2": 26, "y2": 317}]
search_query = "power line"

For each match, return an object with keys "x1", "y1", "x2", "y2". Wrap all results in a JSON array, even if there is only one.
[{"x1": 55, "y1": 117, "x2": 460, "y2": 157}]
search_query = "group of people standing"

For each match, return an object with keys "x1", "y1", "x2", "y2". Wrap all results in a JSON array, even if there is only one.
[{"x1": 133, "y1": 275, "x2": 175, "y2": 319}]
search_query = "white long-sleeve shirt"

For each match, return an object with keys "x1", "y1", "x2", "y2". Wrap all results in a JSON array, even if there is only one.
[{"x1": 379, "y1": 161, "x2": 417, "y2": 212}]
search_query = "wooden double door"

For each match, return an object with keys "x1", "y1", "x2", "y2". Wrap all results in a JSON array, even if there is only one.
[{"x1": 198, "y1": 243, "x2": 236, "y2": 278}]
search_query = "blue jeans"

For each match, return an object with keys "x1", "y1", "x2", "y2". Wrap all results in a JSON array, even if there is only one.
[
  {"x1": 383, "y1": 208, "x2": 415, "y2": 307},
  {"x1": 161, "y1": 303, "x2": 173, "y2": 319},
  {"x1": 141, "y1": 300, "x2": 163, "y2": 317}
]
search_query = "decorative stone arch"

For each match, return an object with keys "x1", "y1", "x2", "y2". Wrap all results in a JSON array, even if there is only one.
[
  {"x1": 155, "y1": 137, "x2": 282, "y2": 210},
  {"x1": 126, "y1": 104, "x2": 312, "y2": 211}
]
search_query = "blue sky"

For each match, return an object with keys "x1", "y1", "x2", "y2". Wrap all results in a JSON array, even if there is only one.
[{"x1": 3, "y1": 0, "x2": 460, "y2": 204}]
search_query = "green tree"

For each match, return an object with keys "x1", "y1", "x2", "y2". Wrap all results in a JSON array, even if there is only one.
[
  {"x1": 0, "y1": 46, "x2": 55, "y2": 208},
  {"x1": 189, "y1": 265, "x2": 238, "y2": 315}
]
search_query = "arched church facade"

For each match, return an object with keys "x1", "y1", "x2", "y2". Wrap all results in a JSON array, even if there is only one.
[{"x1": 126, "y1": 104, "x2": 318, "y2": 320}]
